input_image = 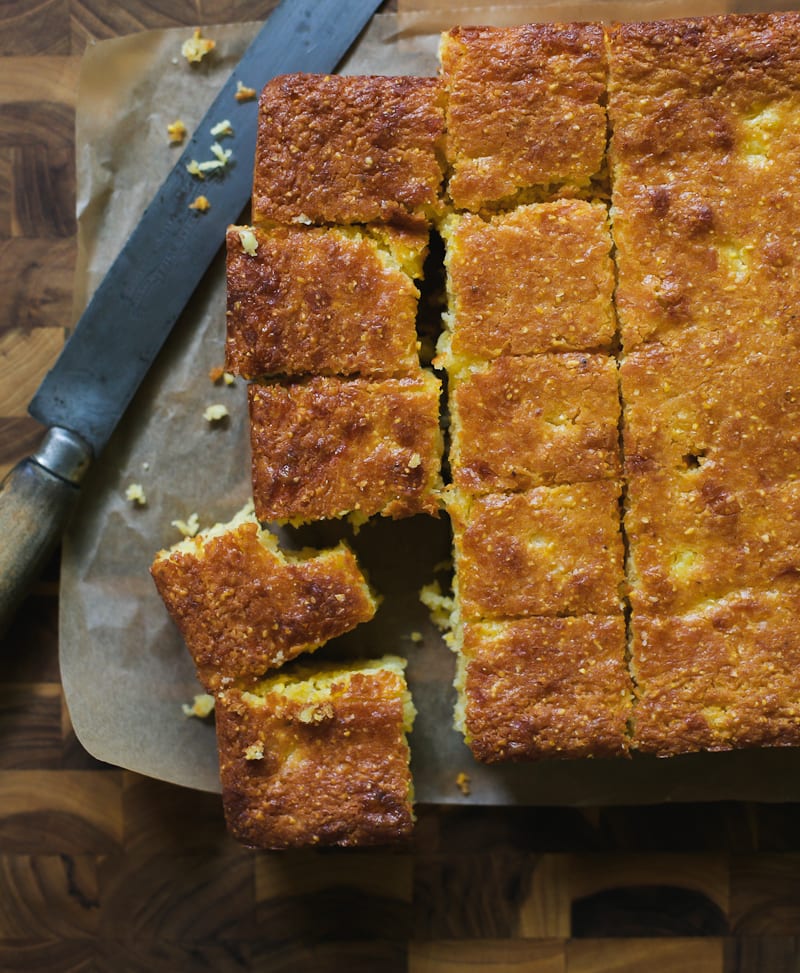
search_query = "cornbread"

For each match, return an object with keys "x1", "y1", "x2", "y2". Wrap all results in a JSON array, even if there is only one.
[
  {"x1": 151, "y1": 504, "x2": 377, "y2": 692},
  {"x1": 440, "y1": 23, "x2": 607, "y2": 211},
  {"x1": 252, "y1": 74, "x2": 446, "y2": 227},
  {"x1": 216, "y1": 657, "x2": 416, "y2": 848},
  {"x1": 455, "y1": 615, "x2": 630, "y2": 761},
  {"x1": 448, "y1": 353, "x2": 621, "y2": 494},
  {"x1": 249, "y1": 373, "x2": 443, "y2": 523},
  {"x1": 225, "y1": 223, "x2": 427, "y2": 379},
  {"x1": 448, "y1": 483, "x2": 625, "y2": 620},
  {"x1": 437, "y1": 201, "x2": 616, "y2": 367}
]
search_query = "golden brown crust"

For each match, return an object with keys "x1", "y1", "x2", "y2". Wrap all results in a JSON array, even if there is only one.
[
  {"x1": 441, "y1": 23, "x2": 607, "y2": 210},
  {"x1": 449, "y1": 353, "x2": 621, "y2": 494},
  {"x1": 249, "y1": 374, "x2": 443, "y2": 523},
  {"x1": 608, "y1": 12, "x2": 800, "y2": 350},
  {"x1": 252, "y1": 74, "x2": 446, "y2": 226},
  {"x1": 462, "y1": 615, "x2": 630, "y2": 761},
  {"x1": 440, "y1": 201, "x2": 616, "y2": 362},
  {"x1": 216, "y1": 669, "x2": 414, "y2": 848},
  {"x1": 449, "y1": 483, "x2": 625, "y2": 620},
  {"x1": 150, "y1": 524, "x2": 376, "y2": 692},
  {"x1": 225, "y1": 224, "x2": 425, "y2": 379},
  {"x1": 631, "y1": 583, "x2": 800, "y2": 756}
]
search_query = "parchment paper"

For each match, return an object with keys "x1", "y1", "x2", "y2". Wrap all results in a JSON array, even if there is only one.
[{"x1": 62, "y1": 5, "x2": 800, "y2": 804}]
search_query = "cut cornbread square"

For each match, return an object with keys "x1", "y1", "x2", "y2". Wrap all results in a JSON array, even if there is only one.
[
  {"x1": 440, "y1": 23, "x2": 607, "y2": 211},
  {"x1": 608, "y1": 12, "x2": 800, "y2": 351},
  {"x1": 252, "y1": 74, "x2": 446, "y2": 227},
  {"x1": 150, "y1": 504, "x2": 377, "y2": 692},
  {"x1": 454, "y1": 615, "x2": 630, "y2": 761},
  {"x1": 630, "y1": 583, "x2": 800, "y2": 756},
  {"x1": 448, "y1": 483, "x2": 625, "y2": 620},
  {"x1": 225, "y1": 223, "x2": 427, "y2": 379},
  {"x1": 249, "y1": 373, "x2": 443, "y2": 524},
  {"x1": 216, "y1": 657, "x2": 415, "y2": 848},
  {"x1": 437, "y1": 201, "x2": 616, "y2": 367},
  {"x1": 449, "y1": 353, "x2": 621, "y2": 494}
]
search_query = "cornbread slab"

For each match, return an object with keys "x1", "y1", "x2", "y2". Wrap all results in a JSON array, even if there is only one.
[
  {"x1": 608, "y1": 12, "x2": 800, "y2": 351},
  {"x1": 216, "y1": 659, "x2": 415, "y2": 848},
  {"x1": 441, "y1": 23, "x2": 607, "y2": 211},
  {"x1": 150, "y1": 506, "x2": 377, "y2": 693},
  {"x1": 249, "y1": 373, "x2": 443, "y2": 523},
  {"x1": 438, "y1": 201, "x2": 616, "y2": 366},
  {"x1": 225, "y1": 223, "x2": 427, "y2": 379},
  {"x1": 252, "y1": 74, "x2": 446, "y2": 227},
  {"x1": 449, "y1": 353, "x2": 621, "y2": 494},
  {"x1": 448, "y1": 483, "x2": 625, "y2": 620},
  {"x1": 631, "y1": 584, "x2": 800, "y2": 756},
  {"x1": 456, "y1": 615, "x2": 630, "y2": 761}
]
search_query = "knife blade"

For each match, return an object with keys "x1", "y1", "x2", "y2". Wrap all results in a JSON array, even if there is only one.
[{"x1": 0, "y1": 0, "x2": 383, "y2": 633}]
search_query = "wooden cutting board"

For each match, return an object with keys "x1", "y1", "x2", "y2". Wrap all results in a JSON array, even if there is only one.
[{"x1": 2, "y1": 2, "x2": 800, "y2": 971}]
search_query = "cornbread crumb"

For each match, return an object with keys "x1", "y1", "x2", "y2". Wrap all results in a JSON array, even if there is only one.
[
  {"x1": 210, "y1": 119, "x2": 234, "y2": 138},
  {"x1": 203, "y1": 403, "x2": 229, "y2": 422},
  {"x1": 125, "y1": 483, "x2": 147, "y2": 506},
  {"x1": 181, "y1": 28, "x2": 215, "y2": 64},
  {"x1": 244, "y1": 743, "x2": 264, "y2": 760},
  {"x1": 409, "y1": 631, "x2": 423, "y2": 644},
  {"x1": 238, "y1": 228, "x2": 258, "y2": 256},
  {"x1": 235, "y1": 80, "x2": 257, "y2": 102},
  {"x1": 186, "y1": 160, "x2": 204, "y2": 179},
  {"x1": 182, "y1": 693, "x2": 215, "y2": 718},
  {"x1": 419, "y1": 581, "x2": 454, "y2": 632},
  {"x1": 208, "y1": 365, "x2": 225, "y2": 383},
  {"x1": 172, "y1": 512, "x2": 200, "y2": 538},
  {"x1": 167, "y1": 119, "x2": 187, "y2": 145},
  {"x1": 455, "y1": 771, "x2": 471, "y2": 796},
  {"x1": 189, "y1": 195, "x2": 210, "y2": 212}
]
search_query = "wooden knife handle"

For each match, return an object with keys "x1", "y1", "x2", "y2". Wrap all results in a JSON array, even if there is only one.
[{"x1": 0, "y1": 428, "x2": 92, "y2": 636}]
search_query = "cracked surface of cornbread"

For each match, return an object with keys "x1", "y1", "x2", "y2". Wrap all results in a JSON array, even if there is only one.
[
  {"x1": 150, "y1": 505, "x2": 377, "y2": 692},
  {"x1": 440, "y1": 23, "x2": 607, "y2": 211},
  {"x1": 225, "y1": 223, "x2": 427, "y2": 379},
  {"x1": 249, "y1": 373, "x2": 443, "y2": 523},
  {"x1": 216, "y1": 658, "x2": 415, "y2": 848},
  {"x1": 252, "y1": 74, "x2": 446, "y2": 226}
]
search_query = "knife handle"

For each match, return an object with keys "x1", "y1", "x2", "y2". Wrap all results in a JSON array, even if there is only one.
[{"x1": 0, "y1": 428, "x2": 92, "y2": 636}]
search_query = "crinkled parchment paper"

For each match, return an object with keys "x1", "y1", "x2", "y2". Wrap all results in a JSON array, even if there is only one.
[{"x1": 62, "y1": 5, "x2": 800, "y2": 803}]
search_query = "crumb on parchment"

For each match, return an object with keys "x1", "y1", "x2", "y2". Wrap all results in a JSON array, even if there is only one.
[
  {"x1": 172, "y1": 512, "x2": 200, "y2": 538},
  {"x1": 182, "y1": 693, "x2": 215, "y2": 718},
  {"x1": 209, "y1": 366, "x2": 235, "y2": 385},
  {"x1": 235, "y1": 80, "x2": 257, "y2": 102},
  {"x1": 203, "y1": 403, "x2": 229, "y2": 422},
  {"x1": 167, "y1": 120, "x2": 187, "y2": 145},
  {"x1": 455, "y1": 772, "x2": 471, "y2": 796},
  {"x1": 181, "y1": 28, "x2": 215, "y2": 64},
  {"x1": 125, "y1": 483, "x2": 146, "y2": 506},
  {"x1": 189, "y1": 195, "x2": 210, "y2": 212},
  {"x1": 409, "y1": 631, "x2": 423, "y2": 644}
]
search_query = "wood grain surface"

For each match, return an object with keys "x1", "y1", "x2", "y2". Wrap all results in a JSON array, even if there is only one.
[{"x1": 3, "y1": 2, "x2": 800, "y2": 971}]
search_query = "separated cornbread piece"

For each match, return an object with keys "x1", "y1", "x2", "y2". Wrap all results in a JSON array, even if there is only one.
[
  {"x1": 449, "y1": 353, "x2": 621, "y2": 494},
  {"x1": 608, "y1": 12, "x2": 800, "y2": 352},
  {"x1": 216, "y1": 657, "x2": 416, "y2": 848},
  {"x1": 437, "y1": 201, "x2": 616, "y2": 368},
  {"x1": 151, "y1": 504, "x2": 377, "y2": 692},
  {"x1": 631, "y1": 583, "x2": 800, "y2": 755},
  {"x1": 249, "y1": 373, "x2": 443, "y2": 524},
  {"x1": 440, "y1": 23, "x2": 607, "y2": 211},
  {"x1": 447, "y1": 483, "x2": 625, "y2": 621},
  {"x1": 252, "y1": 74, "x2": 446, "y2": 227},
  {"x1": 454, "y1": 615, "x2": 630, "y2": 761},
  {"x1": 225, "y1": 223, "x2": 428, "y2": 380}
]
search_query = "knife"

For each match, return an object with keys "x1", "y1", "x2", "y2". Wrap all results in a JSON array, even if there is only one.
[{"x1": 0, "y1": 0, "x2": 383, "y2": 633}]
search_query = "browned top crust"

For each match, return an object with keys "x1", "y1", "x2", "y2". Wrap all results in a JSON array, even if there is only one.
[
  {"x1": 448, "y1": 483, "x2": 625, "y2": 620},
  {"x1": 252, "y1": 74, "x2": 446, "y2": 226},
  {"x1": 631, "y1": 582, "x2": 800, "y2": 756},
  {"x1": 249, "y1": 373, "x2": 442, "y2": 523},
  {"x1": 441, "y1": 23, "x2": 607, "y2": 210},
  {"x1": 461, "y1": 615, "x2": 630, "y2": 761},
  {"x1": 216, "y1": 668, "x2": 414, "y2": 849},
  {"x1": 150, "y1": 523, "x2": 376, "y2": 692},
  {"x1": 608, "y1": 12, "x2": 800, "y2": 351},
  {"x1": 225, "y1": 224, "x2": 426, "y2": 379},
  {"x1": 439, "y1": 201, "x2": 616, "y2": 363},
  {"x1": 449, "y1": 353, "x2": 621, "y2": 494}
]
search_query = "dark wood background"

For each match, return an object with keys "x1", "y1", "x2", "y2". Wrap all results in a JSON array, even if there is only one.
[{"x1": 3, "y1": 2, "x2": 800, "y2": 970}]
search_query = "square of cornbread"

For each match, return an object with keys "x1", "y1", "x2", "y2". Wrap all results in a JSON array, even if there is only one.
[
  {"x1": 448, "y1": 483, "x2": 625, "y2": 620},
  {"x1": 608, "y1": 13, "x2": 800, "y2": 351},
  {"x1": 449, "y1": 353, "x2": 621, "y2": 494},
  {"x1": 454, "y1": 615, "x2": 630, "y2": 761},
  {"x1": 437, "y1": 201, "x2": 616, "y2": 367},
  {"x1": 440, "y1": 23, "x2": 607, "y2": 211},
  {"x1": 252, "y1": 74, "x2": 446, "y2": 226},
  {"x1": 630, "y1": 583, "x2": 800, "y2": 756},
  {"x1": 150, "y1": 504, "x2": 377, "y2": 692},
  {"x1": 249, "y1": 373, "x2": 442, "y2": 523},
  {"x1": 225, "y1": 223, "x2": 427, "y2": 379},
  {"x1": 216, "y1": 657, "x2": 416, "y2": 848}
]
